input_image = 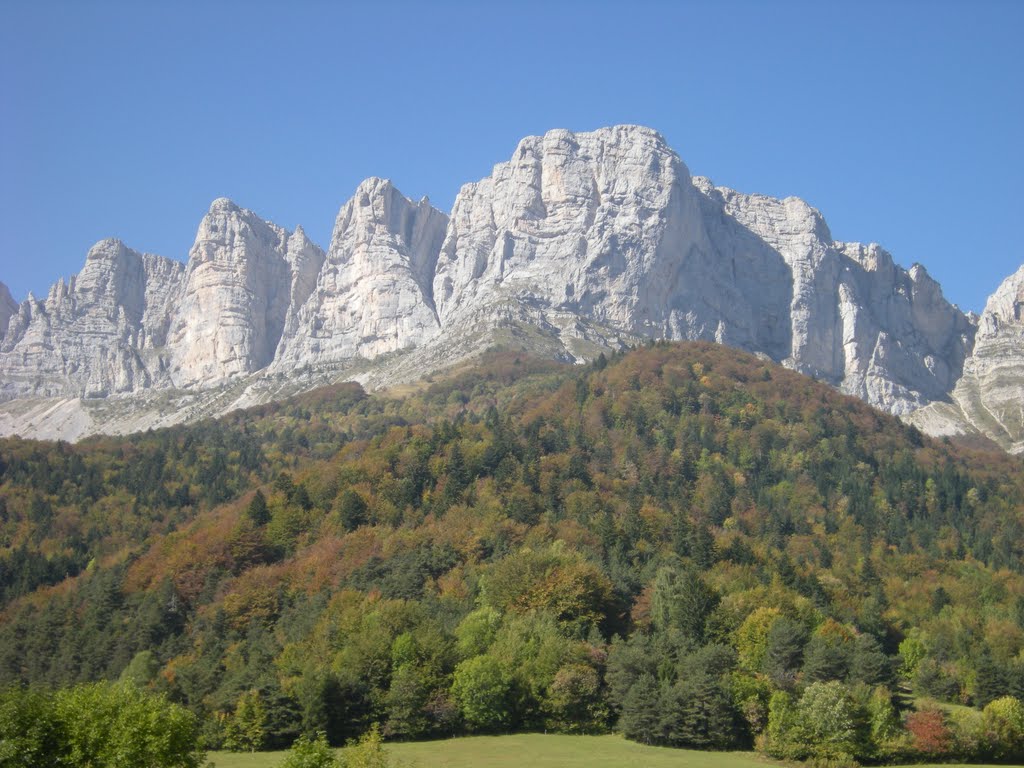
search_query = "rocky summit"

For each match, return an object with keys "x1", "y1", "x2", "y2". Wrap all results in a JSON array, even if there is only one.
[{"x1": 0, "y1": 125, "x2": 1017, "y2": 447}]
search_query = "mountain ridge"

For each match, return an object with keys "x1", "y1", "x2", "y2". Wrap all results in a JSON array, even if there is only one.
[{"x1": 0, "y1": 125, "x2": 1016, "y2": 447}]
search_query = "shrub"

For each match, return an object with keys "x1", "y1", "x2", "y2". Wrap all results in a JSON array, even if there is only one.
[
  {"x1": 982, "y1": 695, "x2": 1024, "y2": 760},
  {"x1": 343, "y1": 724, "x2": 390, "y2": 768},
  {"x1": 906, "y1": 709, "x2": 952, "y2": 757},
  {"x1": 53, "y1": 682, "x2": 203, "y2": 767},
  {"x1": 451, "y1": 655, "x2": 511, "y2": 731},
  {"x1": 281, "y1": 730, "x2": 340, "y2": 768}
]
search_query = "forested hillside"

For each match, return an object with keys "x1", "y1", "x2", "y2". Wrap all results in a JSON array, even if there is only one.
[{"x1": 2, "y1": 342, "x2": 1024, "y2": 763}]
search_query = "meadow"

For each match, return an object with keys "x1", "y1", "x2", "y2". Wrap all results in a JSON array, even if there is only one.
[{"x1": 207, "y1": 734, "x2": 997, "y2": 768}]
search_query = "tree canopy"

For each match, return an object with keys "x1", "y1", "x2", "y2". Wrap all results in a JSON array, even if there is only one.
[{"x1": 2, "y1": 342, "x2": 1024, "y2": 761}]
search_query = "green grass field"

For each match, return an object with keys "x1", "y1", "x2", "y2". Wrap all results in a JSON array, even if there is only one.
[
  {"x1": 208, "y1": 735, "x2": 771, "y2": 768},
  {"x1": 206, "y1": 733, "x2": 1000, "y2": 768}
]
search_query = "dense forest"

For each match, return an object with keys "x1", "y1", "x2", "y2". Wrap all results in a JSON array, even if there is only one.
[{"x1": 2, "y1": 342, "x2": 1024, "y2": 764}]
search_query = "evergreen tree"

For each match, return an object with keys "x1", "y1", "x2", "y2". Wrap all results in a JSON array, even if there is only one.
[
  {"x1": 384, "y1": 666, "x2": 431, "y2": 739},
  {"x1": 605, "y1": 633, "x2": 658, "y2": 716},
  {"x1": 848, "y1": 633, "x2": 892, "y2": 686},
  {"x1": 763, "y1": 618, "x2": 807, "y2": 689},
  {"x1": 975, "y1": 646, "x2": 1006, "y2": 708},
  {"x1": 802, "y1": 635, "x2": 849, "y2": 683},
  {"x1": 689, "y1": 524, "x2": 718, "y2": 569},
  {"x1": 247, "y1": 490, "x2": 270, "y2": 526},
  {"x1": 650, "y1": 564, "x2": 719, "y2": 643},
  {"x1": 336, "y1": 490, "x2": 369, "y2": 532},
  {"x1": 619, "y1": 673, "x2": 663, "y2": 745},
  {"x1": 661, "y1": 672, "x2": 736, "y2": 749}
]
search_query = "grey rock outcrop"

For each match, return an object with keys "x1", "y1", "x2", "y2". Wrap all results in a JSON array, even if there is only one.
[
  {"x1": 716, "y1": 184, "x2": 975, "y2": 412},
  {"x1": 0, "y1": 125, "x2": 1002, "y2": 443},
  {"x1": 272, "y1": 177, "x2": 447, "y2": 371},
  {"x1": 433, "y1": 126, "x2": 974, "y2": 414},
  {"x1": 166, "y1": 199, "x2": 317, "y2": 388},
  {"x1": 0, "y1": 199, "x2": 324, "y2": 401},
  {"x1": 0, "y1": 240, "x2": 184, "y2": 399},
  {"x1": 909, "y1": 265, "x2": 1024, "y2": 452},
  {"x1": 0, "y1": 283, "x2": 17, "y2": 339}
]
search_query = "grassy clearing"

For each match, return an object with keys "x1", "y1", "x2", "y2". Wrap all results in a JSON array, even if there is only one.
[
  {"x1": 389, "y1": 734, "x2": 771, "y2": 768},
  {"x1": 208, "y1": 734, "x2": 771, "y2": 768},
  {"x1": 206, "y1": 733, "x2": 1001, "y2": 768}
]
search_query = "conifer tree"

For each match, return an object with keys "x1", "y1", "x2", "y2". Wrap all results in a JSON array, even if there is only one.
[
  {"x1": 247, "y1": 490, "x2": 270, "y2": 526},
  {"x1": 620, "y1": 673, "x2": 662, "y2": 745}
]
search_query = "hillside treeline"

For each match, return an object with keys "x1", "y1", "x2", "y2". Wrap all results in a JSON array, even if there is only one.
[{"x1": 2, "y1": 343, "x2": 1024, "y2": 763}]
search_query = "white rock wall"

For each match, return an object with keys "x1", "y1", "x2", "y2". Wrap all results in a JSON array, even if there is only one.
[
  {"x1": 272, "y1": 178, "x2": 447, "y2": 370},
  {"x1": 0, "y1": 124, "x2": 1002, "y2": 443}
]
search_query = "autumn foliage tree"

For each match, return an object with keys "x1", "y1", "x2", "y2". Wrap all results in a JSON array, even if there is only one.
[
  {"x1": 906, "y1": 709, "x2": 952, "y2": 758},
  {"x1": 2, "y1": 343, "x2": 1024, "y2": 761}
]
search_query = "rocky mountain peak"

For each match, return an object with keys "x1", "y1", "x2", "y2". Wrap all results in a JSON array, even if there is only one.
[
  {"x1": 0, "y1": 239, "x2": 185, "y2": 400},
  {"x1": 354, "y1": 175, "x2": 395, "y2": 195},
  {"x1": 341, "y1": 177, "x2": 429, "y2": 245},
  {"x1": 271, "y1": 179, "x2": 448, "y2": 371},
  {"x1": 208, "y1": 197, "x2": 242, "y2": 215},
  {"x1": 840, "y1": 242, "x2": 894, "y2": 274},
  {"x1": 194, "y1": 199, "x2": 287, "y2": 255},
  {"x1": 0, "y1": 125, "x2": 1014, "y2": 446},
  {"x1": 86, "y1": 237, "x2": 127, "y2": 259},
  {"x1": 433, "y1": 125, "x2": 696, "y2": 338},
  {"x1": 165, "y1": 200, "x2": 296, "y2": 387},
  {"x1": 286, "y1": 224, "x2": 321, "y2": 266},
  {"x1": 979, "y1": 264, "x2": 1024, "y2": 336}
]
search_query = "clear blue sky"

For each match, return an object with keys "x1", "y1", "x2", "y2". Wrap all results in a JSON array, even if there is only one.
[{"x1": 1, "y1": 0, "x2": 1021, "y2": 313}]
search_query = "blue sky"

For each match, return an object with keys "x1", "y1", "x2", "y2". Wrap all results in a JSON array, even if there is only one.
[{"x1": 1, "y1": 0, "x2": 1021, "y2": 313}]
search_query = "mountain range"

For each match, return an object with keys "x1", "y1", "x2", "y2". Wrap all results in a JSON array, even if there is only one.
[{"x1": 1, "y1": 125, "x2": 1020, "y2": 450}]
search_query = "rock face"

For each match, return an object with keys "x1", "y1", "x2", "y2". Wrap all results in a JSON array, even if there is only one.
[
  {"x1": 433, "y1": 126, "x2": 974, "y2": 414},
  {"x1": 909, "y1": 265, "x2": 1024, "y2": 452},
  {"x1": 0, "y1": 200, "x2": 327, "y2": 400},
  {"x1": 166, "y1": 199, "x2": 322, "y2": 388},
  {"x1": 0, "y1": 124, "x2": 1007, "y2": 444},
  {"x1": 0, "y1": 283, "x2": 16, "y2": 340},
  {"x1": 0, "y1": 240, "x2": 184, "y2": 399},
  {"x1": 272, "y1": 178, "x2": 447, "y2": 371},
  {"x1": 434, "y1": 126, "x2": 718, "y2": 341}
]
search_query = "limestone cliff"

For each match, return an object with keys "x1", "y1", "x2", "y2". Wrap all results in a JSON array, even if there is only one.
[
  {"x1": 0, "y1": 240, "x2": 184, "y2": 399},
  {"x1": 0, "y1": 125, "x2": 1005, "y2": 444},
  {"x1": 909, "y1": 265, "x2": 1024, "y2": 452},
  {"x1": 0, "y1": 283, "x2": 17, "y2": 340},
  {"x1": 166, "y1": 199, "x2": 306, "y2": 388},
  {"x1": 272, "y1": 177, "x2": 447, "y2": 371},
  {"x1": 433, "y1": 126, "x2": 974, "y2": 415}
]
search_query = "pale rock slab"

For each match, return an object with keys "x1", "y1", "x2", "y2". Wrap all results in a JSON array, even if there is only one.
[
  {"x1": 909, "y1": 264, "x2": 1024, "y2": 452},
  {"x1": 434, "y1": 125, "x2": 974, "y2": 415},
  {"x1": 0, "y1": 125, "x2": 997, "y2": 443},
  {"x1": 0, "y1": 240, "x2": 184, "y2": 399},
  {"x1": 695, "y1": 185, "x2": 976, "y2": 414},
  {"x1": 166, "y1": 199, "x2": 311, "y2": 388},
  {"x1": 272, "y1": 178, "x2": 447, "y2": 370}
]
